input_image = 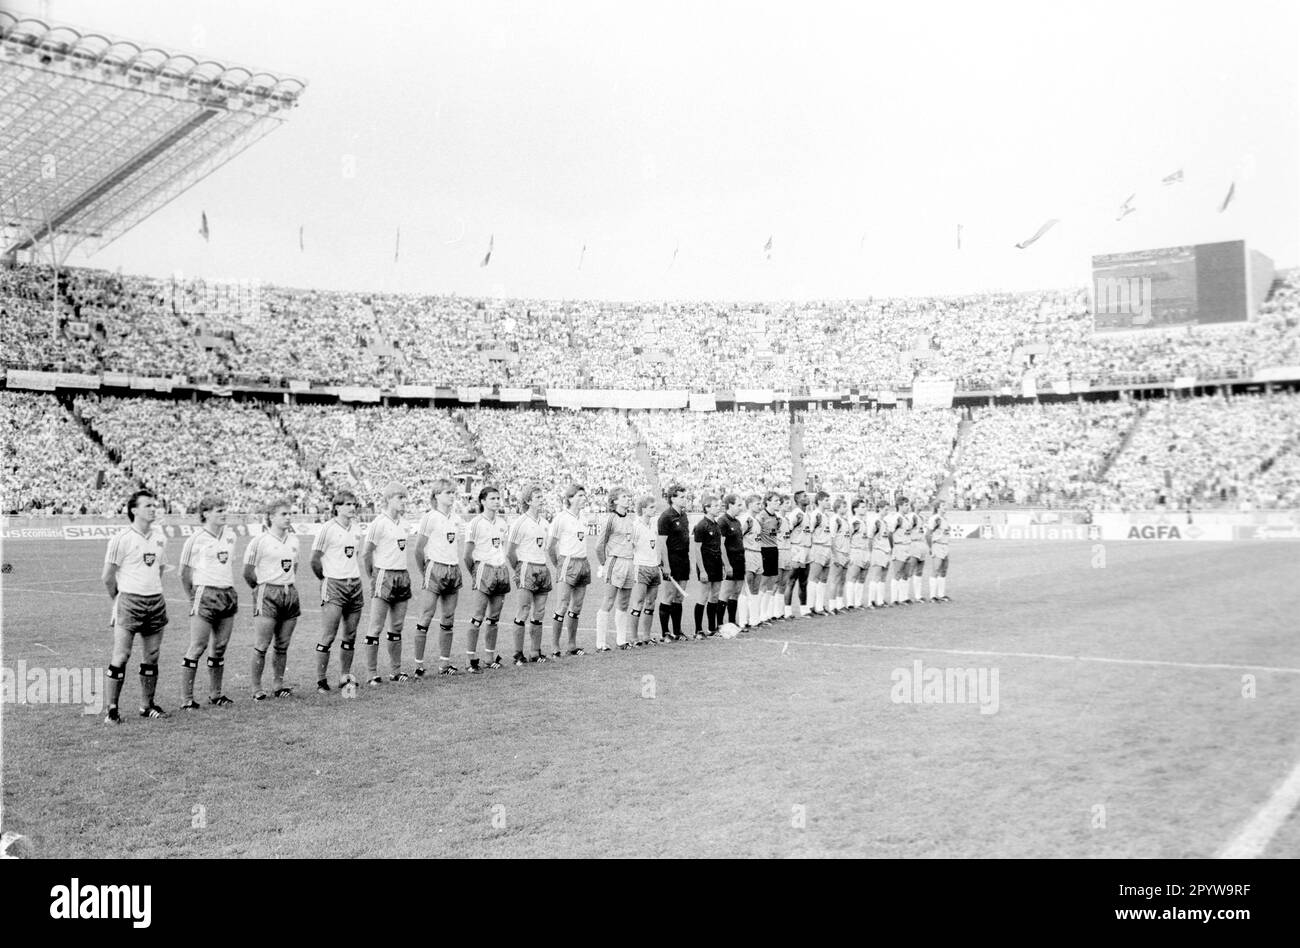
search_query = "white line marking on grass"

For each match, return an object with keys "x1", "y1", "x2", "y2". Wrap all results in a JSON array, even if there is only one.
[
  {"x1": 32, "y1": 643, "x2": 57, "y2": 654},
  {"x1": 1217, "y1": 758, "x2": 1300, "y2": 858},
  {"x1": 748, "y1": 636, "x2": 1300, "y2": 676}
]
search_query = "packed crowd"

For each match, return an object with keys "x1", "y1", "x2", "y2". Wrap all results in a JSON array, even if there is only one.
[
  {"x1": 1092, "y1": 393, "x2": 1300, "y2": 510},
  {"x1": 73, "y1": 395, "x2": 318, "y2": 514},
  {"x1": 463, "y1": 408, "x2": 645, "y2": 506},
  {"x1": 951, "y1": 401, "x2": 1140, "y2": 507},
  {"x1": 5, "y1": 263, "x2": 1300, "y2": 392},
  {"x1": 278, "y1": 403, "x2": 471, "y2": 510},
  {"x1": 630, "y1": 409, "x2": 793, "y2": 497},
  {"x1": 0, "y1": 391, "x2": 134, "y2": 515},
  {"x1": 799, "y1": 407, "x2": 958, "y2": 503}
]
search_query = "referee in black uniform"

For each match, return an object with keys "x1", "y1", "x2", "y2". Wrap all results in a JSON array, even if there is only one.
[
  {"x1": 656, "y1": 484, "x2": 691, "y2": 641},
  {"x1": 717, "y1": 494, "x2": 746, "y2": 626},
  {"x1": 691, "y1": 494, "x2": 724, "y2": 637}
]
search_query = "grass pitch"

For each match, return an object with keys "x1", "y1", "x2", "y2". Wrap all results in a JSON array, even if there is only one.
[{"x1": 2, "y1": 536, "x2": 1298, "y2": 858}]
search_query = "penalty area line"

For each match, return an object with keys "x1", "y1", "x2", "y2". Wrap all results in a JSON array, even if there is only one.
[
  {"x1": 1217, "y1": 757, "x2": 1300, "y2": 858},
  {"x1": 745, "y1": 635, "x2": 1300, "y2": 676}
]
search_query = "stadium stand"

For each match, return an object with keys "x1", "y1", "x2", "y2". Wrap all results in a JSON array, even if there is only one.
[
  {"x1": 630, "y1": 409, "x2": 793, "y2": 497},
  {"x1": 800, "y1": 407, "x2": 959, "y2": 502}
]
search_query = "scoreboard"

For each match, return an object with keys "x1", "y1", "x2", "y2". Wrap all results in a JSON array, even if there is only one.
[{"x1": 1092, "y1": 240, "x2": 1274, "y2": 331}]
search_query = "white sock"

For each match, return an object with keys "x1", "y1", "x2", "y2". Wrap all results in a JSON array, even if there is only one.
[
  {"x1": 757, "y1": 591, "x2": 768, "y2": 622},
  {"x1": 912, "y1": 575, "x2": 923, "y2": 601},
  {"x1": 856, "y1": 581, "x2": 865, "y2": 607},
  {"x1": 615, "y1": 610, "x2": 628, "y2": 646},
  {"x1": 938, "y1": 576, "x2": 946, "y2": 598},
  {"x1": 738, "y1": 592, "x2": 749, "y2": 627},
  {"x1": 596, "y1": 610, "x2": 609, "y2": 649},
  {"x1": 928, "y1": 577, "x2": 938, "y2": 600}
]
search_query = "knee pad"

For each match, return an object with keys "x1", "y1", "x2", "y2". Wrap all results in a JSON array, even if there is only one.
[
  {"x1": 139, "y1": 663, "x2": 158, "y2": 678},
  {"x1": 315, "y1": 643, "x2": 331, "y2": 654},
  {"x1": 272, "y1": 646, "x2": 289, "y2": 655},
  {"x1": 553, "y1": 612, "x2": 566, "y2": 623},
  {"x1": 438, "y1": 622, "x2": 453, "y2": 633},
  {"x1": 339, "y1": 641, "x2": 355, "y2": 652},
  {"x1": 364, "y1": 635, "x2": 380, "y2": 646},
  {"x1": 415, "y1": 623, "x2": 429, "y2": 634},
  {"x1": 252, "y1": 646, "x2": 268, "y2": 656},
  {"x1": 567, "y1": 610, "x2": 580, "y2": 619},
  {"x1": 514, "y1": 619, "x2": 526, "y2": 627},
  {"x1": 107, "y1": 664, "x2": 126, "y2": 681},
  {"x1": 206, "y1": 656, "x2": 224, "y2": 668},
  {"x1": 485, "y1": 617, "x2": 499, "y2": 626},
  {"x1": 469, "y1": 617, "x2": 482, "y2": 628},
  {"x1": 181, "y1": 657, "x2": 199, "y2": 669},
  {"x1": 386, "y1": 632, "x2": 401, "y2": 642},
  {"x1": 630, "y1": 609, "x2": 641, "y2": 617},
  {"x1": 529, "y1": 619, "x2": 542, "y2": 627}
]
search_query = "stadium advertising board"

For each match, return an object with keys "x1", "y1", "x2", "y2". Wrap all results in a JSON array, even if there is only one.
[
  {"x1": 973, "y1": 523, "x2": 1092, "y2": 540},
  {"x1": 5, "y1": 369, "x2": 101, "y2": 391},
  {"x1": 912, "y1": 378, "x2": 956, "y2": 409},
  {"x1": 1092, "y1": 515, "x2": 1233, "y2": 540},
  {"x1": 1234, "y1": 524, "x2": 1300, "y2": 541},
  {"x1": 0, "y1": 524, "x2": 65, "y2": 539}
]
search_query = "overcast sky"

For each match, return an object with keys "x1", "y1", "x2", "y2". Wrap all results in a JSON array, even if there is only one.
[{"x1": 12, "y1": 0, "x2": 1300, "y2": 301}]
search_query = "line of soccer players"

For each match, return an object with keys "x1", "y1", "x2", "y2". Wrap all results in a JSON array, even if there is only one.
[{"x1": 97, "y1": 481, "x2": 951, "y2": 724}]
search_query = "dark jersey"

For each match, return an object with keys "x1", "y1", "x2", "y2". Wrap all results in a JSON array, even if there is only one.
[
  {"x1": 657, "y1": 506, "x2": 691, "y2": 570},
  {"x1": 692, "y1": 516, "x2": 722, "y2": 564},
  {"x1": 717, "y1": 512, "x2": 745, "y2": 567}
]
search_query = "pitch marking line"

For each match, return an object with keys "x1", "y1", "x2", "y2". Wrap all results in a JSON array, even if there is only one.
[
  {"x1": 1217, "y1": 758, "x2": 1300, "y2": 858},
  {"x1": 745, "y1": 636, "x2": 1300, "y2": 676}
]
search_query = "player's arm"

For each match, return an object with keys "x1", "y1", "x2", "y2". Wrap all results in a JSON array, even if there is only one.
[
  {"x1": 690, "y1": 524, "x2": 703, "y2": 581},
  {"x1": 505, "y1": 520, "x2": 521, "y2": 572},
  {"x1": 463, "y1": 538, "x2": 477, "y2": 578},
  {"x1": 413, "y1": 522, "x2": 430, "y2": 576},
  {"x1": 595, "y1": 516, "x2": 614, "y2": 567},
  {"x1": 546, "y1": 525, "x2": 560, "y2": 569},
  {"x1": 310, "y1": 527, "x2": 327, "y2": 581},
  {"x1": 102, "y1": 561, "x2": 119, "y2": 600},
  {"x1": 241, "y1": 536, "x2": 260, "y2": 589}
]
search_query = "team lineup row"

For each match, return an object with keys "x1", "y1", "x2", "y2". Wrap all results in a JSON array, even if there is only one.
[{"x1": 97, "y1": 480, "x2": 954, "y2": 723}]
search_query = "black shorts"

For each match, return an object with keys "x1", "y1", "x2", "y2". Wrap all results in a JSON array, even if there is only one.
[
  {"x1": 702, "y1": 555, "x2": 724, "y2": 584},
  {"x1": 724, "y1": 550, "x2": 745, "y2": 582},
  {"x1": 760, "y1": 546, "x2": 779, "y2": 578},
  {"x1": 113, "y1": 592, "x2": 168, "y2": 637},
  {"x1": 667, "y1": 555, "x2": 690, "y2": 584}
]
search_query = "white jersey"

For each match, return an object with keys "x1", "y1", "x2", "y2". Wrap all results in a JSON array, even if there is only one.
[
  {"x1": 549, "y1": 508, "x2": 588, "y2": 559},
  {"x1": 312, "y1": 518, "x2": 363, "y2": 579},
  {"x1": 105, "y1": 525, "x2": 167, "y2": 596},
  {"x1": 419, "y1": 508, "x2": 461, "y2": 565},
  {"x1": 244, "y1": 529, "x2": 300, "y2": 586},
  {"x1": 179, "y1": 526, "x2": 237, "y2": 587},
  {"x1": 467, "y1": 513, "x2": 508, "y2": 566},
  {"x1": 510, "y1": 513, "x2": 551, "y2": 565},
  {"x1": 632, "y1": 518, "x2": 660, "y2": 568},
  {"x1": 365, "y1": 513, "x2": 411, "y2": 571}
]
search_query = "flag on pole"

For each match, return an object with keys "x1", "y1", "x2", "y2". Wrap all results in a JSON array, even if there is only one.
[
  {"x1": 480, "y1": 233, "x2": 494, "y2": 268},
  {"x1": 669, "y1": 243, "x2": 679, "y2": 270},
  {"x1": 298, "y1": 225, "x2": 304, "y2": 252},
  {"x1": 198, "y1": 212, "x2": 209, "y2": 242},
  {"x1": 1014, "y1": 218, "x2": 1059, "y2": 250},
  {"x1": 1161, "y1": 168, "x2": 1184, "y2": 185},
  {"x1": 1116, "y1": 193, "x2": 1136, "y2": 221},
  {"x1": 1219, "y1": 181, "x2": 1236, "y2": 213},
  {"x1": 578, "y1": 243, "x2": 586, "y2": 271},
  {"x1": 394, "y1": 227, "x2": 401, "y2": 263},
  {"x1": 763, "y1": 235, "x2": 773, "y2": 260}
]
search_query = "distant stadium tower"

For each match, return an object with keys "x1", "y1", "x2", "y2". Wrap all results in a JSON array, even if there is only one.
[{"x1": 0, "y1": 10, "x2": 306, "y2": 264}]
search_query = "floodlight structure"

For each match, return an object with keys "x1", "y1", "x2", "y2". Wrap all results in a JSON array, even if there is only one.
[{"x1": 0, "y1": 11, "x2": 306, "y2": 266}]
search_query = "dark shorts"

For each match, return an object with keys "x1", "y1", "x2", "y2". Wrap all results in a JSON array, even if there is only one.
[
  {"x1": 423, "y1": 562, "x2": 462, "y2": 596},
  {"x1": 557, "y1": 555, "x2": 591, "y2": 588},
  {"x1": 373, "y1": 568, "x2": 412, "y2": 604},
  {"x1": 254, "y1": 584, "x2": 300, "y2": 622},
  {"x1": 702, "y1": 555, "x2": 724, "y2": 584},
  {"x1": 667, "y1": 554, "x2": 690, "y2": 583},
  {"x1": 520, "y1": 562, "x2": 553, "y2": 594},
  {"x1": 473, "y1": 562, "x2": 512, "y2": 597},
  {"x1": 760, "y1": 546, "x2": 779, "y2": 577},
  {"x1": 635, "y1": 565, "x2": 661, "y2": 588},
  {"x1": 724, "y1": 550, "x2": 745, "y2": 582},
  {"x1": 114, "y1": 592, "x2": 168, "y2": 637},
  {"x1": 191, "y1": 585, "x2": 238, "y2": 623},
  {"x1": 323, "y1": 577, "x2": 365, "y2": 613}
]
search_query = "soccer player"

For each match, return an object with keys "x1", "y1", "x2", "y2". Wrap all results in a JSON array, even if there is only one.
[
  {"x1": 717, "y1": 494, "x2": 746, "y2": 627},
  {"x1": 846, "y1": 497, "x2": 872, "y2": 610},
  {"x1": 463, "y1": 485, "x2": 512, "y2": 672},
  {"x1": 178, "y1": 495, "x2": 239, "y2": 709},
  {"x1": 773, "y1": 493, "x2": 794, "y2": 620},
  {"x1": 102, "y1": 489, "x2": 169, "y2": 723},
  {"x1": 754, "y1": 492, "x2": 781, "y2": 624},
  {"x1": 361, "y1": 482, "x2": 413, "y2": 685},
  {"x1": 656, "y1": 483, "x2": 691, "y2": 641},
  {"x1": 691, "y1": 494, "x2": 724, "y2": 637},
  {"x1": 311, "y1": 490, "x2": 365, "y2": 693},
  {"x1": 827, "y1": 496, "x2": 850, "y2": 613},
  {"x1": 547, "y1": 483, "x2": 591, "y2": 657},
  {"x1": 807, "y1": 491, "x2": 832, "y2": 615},
  {"x1": 412, "y1": 478, "x2": 463, "y2": 675},
  {"x1": 594, "y1": 486, "x2": 637, "y2": 651},
  {"x1": 869, "y1": 501, "x2": 893, "y2": 607},
  {"x1": 507, "y1": 485, "x2": 552, "y2": 664},
  {"x1": 629, "y1": 494, "x2": 663, "y2": 645},
  {"x1": 244, "y1": 498, "x2": 300, "y2": 700},
  {"x1": 889, "y1": 498, "x2": 912, "y2": 605},
  {"x1": 927, "y1": 501, "x2": 952, "y2": 602},
  {"x1": 786, "y1": 490, "x2": 813, "y2": 618},
  {"x1": 906, "y1": 499, "x2": 930, "y2": 604}
]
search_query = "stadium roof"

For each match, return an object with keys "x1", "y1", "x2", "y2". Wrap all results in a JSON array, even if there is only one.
[{"x1": 0, "y1": 11, "x2": 305, "y2": 261}]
